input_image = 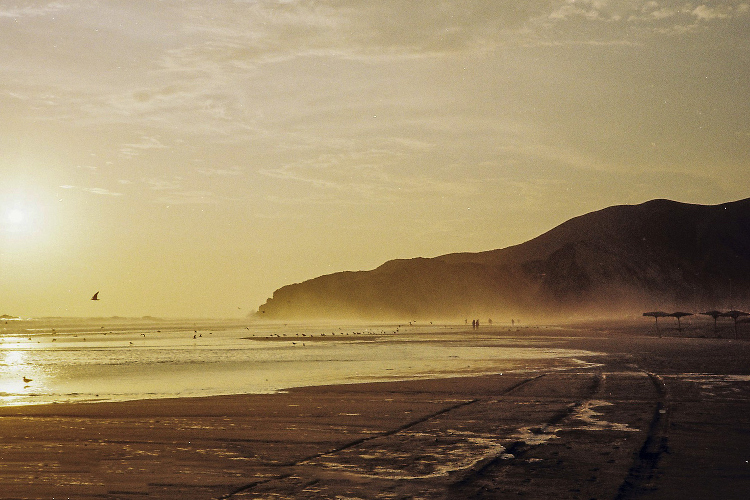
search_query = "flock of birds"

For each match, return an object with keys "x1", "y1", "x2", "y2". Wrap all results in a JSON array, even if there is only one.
[
  {"x1": 16, "y1": 289, "x2": 411, "y2": 386},
  {"x1": 16, "y1": 321, "x2": 406, "y2": 387},
  {"x1": 11, "y1": 290, "x2": 366, "y2": 386}
]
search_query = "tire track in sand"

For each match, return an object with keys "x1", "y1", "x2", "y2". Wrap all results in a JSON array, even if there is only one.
[{"x1": 615, "y1": 372, "x2": 670, "y2": 500}]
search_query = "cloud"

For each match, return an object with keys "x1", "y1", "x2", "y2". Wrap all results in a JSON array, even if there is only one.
[
  {"x1": 58, "y1": 185, "x2": 123, "y2": 196},
  {"x1": 195, "y1": 167, "x2": 243, "y2": 177},
  {"x1": 537, "y1": 1, "x2": 750, "y2": 37},
  {"x1": 7, "y1": 0, "x2": 745, "y2": 153},
  {"x1": 152, "y1": 190, "x2": 215, "y2": 205},
  {"x1": 0, "y1": 2, "x2": 72, "y2": 19},
  {"x1": 143, "y1": 177, "x2": 183, "y2": 192},
  {"x1": 83, "y1": 187, "x2": 123, "y2": 196},
  {"x1": 142, "y1": 176, "x2": 216, "y2": 205},
  {"x1": 119, "y1": 136, "x2": 170, "y2": 159},
  {"x1": 156, "y1": 0, "x2": 557, "y2": 77},
  {"x1": 258, "y1": 147, "x2": 479, "y2": 206},
  {"x1": 549, "y1": 0, "x2": 608, "y2": 21},
  {"x1": 692, "y1": 5, "x2": 730, "y2": 20}
]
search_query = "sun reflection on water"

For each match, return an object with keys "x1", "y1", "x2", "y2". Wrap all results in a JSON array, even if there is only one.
[{"x1": 0, "y1": 348, "x2": 36, "y2": 404}]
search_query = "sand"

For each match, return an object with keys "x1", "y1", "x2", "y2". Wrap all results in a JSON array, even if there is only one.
[{"x1": 1, "y1": 326, "x2": 749, "y2": 499}]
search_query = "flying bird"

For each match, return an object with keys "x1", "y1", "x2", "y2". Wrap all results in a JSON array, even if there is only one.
[{"x1": 91, "y1": 291, "x2": 100, "y2": 301}]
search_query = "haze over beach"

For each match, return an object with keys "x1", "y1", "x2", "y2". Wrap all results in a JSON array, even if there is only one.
[{"x1": 2, "y1": 1, "x2": 749, "y2": 318}]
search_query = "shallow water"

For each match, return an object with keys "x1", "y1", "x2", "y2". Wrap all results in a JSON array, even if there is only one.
[{"x1": 0, "y1": 318, "x2": 598, "y2": 406}]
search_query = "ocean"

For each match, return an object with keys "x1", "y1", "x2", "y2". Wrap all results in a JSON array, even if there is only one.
[{"x1": 0, "y1": 318, "x2": 598, "y2": 406}]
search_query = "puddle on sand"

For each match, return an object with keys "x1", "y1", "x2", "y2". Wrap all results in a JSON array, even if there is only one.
[
  {"x1": 508, "y1": 399, "x2": 639, "y2": 453},
  {"x1": 305, "y1": 429, "x2": 508, "y2": 480},
  {"x1": 665, "y1": 373, "x2": 750, "y2": 399},
  {"x1": 569, "y1": 400, "x2": 640, "y2": 432},
  {"x1": 306, "y1": 399, "x2": 640, "y2": 481}
]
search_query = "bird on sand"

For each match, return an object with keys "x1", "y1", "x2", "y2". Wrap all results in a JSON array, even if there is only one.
[
  {"x1": 23, "y1": 377, "x2": 32, "y2": 383},
  {"x1": 91, "y1": 291, "x2": 100, "y2": 301}
]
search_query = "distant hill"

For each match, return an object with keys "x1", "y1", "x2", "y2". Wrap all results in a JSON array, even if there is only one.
[{"x1": 256, "y1": 198, "x2": 750, "y2": 321}]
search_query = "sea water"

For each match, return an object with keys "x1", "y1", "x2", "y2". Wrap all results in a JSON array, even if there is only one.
[{"x1": 0, "y1": 318, "x2": 597, "y2": 406}]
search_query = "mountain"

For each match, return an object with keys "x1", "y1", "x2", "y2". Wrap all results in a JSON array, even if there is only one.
[{"x1": 256, "y1": 198, "x2": 750, "y2": 321}]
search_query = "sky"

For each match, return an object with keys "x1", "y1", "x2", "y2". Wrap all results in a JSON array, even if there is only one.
[{"x1": 1, "y1": 0, "x2": 749, "y2": 318}]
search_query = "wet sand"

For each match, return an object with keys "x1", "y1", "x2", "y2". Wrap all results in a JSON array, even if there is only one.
[{"x1": 1, "y1": 326, "x2": 750, "y2": 499}]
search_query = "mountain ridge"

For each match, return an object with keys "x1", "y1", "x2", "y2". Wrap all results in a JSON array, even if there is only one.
[{"x1": 256, "y1": 198, "x2": 750, "y2": 321}]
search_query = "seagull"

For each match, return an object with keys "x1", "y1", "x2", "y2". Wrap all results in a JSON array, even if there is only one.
[
  {"x1": 23, "y1": 377, "x2": 32, "y2": 383},
  {"x1": 91, "y1": 291, "x2": 100, "y2": 301}
]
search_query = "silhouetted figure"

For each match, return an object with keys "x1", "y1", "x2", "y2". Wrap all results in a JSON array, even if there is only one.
[{"x1": 91, "y1": 291, "x2": 100, "y2": 301}]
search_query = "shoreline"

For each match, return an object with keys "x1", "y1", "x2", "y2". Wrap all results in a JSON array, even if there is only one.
[
  {"x1": 1, "y1": 329, "x2": 749, "y2": 499},
  {"x1": 0, "y1": 323, "x2": 606, "y2": 408}
]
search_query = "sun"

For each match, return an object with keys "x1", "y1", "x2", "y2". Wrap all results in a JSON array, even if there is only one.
[
  {"x1": 3, "y1": 207, "x2": 34, "y2": 234},
  {"x1": 1, "y1": 195, "x2": 45, "y2": 238},
  {"x1": 7, "y1": 209, "x2": 25, "y2": 225}
]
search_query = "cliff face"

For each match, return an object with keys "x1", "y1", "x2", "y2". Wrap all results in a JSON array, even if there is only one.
[{"x1": 257, "y1": 198, "x2": 750, "y2": 321}]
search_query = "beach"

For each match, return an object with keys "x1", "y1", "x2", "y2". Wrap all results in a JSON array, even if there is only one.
[{"x1": 1, "y1": 324, "x2": 749, "y2": 499}]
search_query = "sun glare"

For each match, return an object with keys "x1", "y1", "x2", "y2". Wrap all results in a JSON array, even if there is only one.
[
  {"x1": 7, "y1": 209, "x2": 25, "y2": 225},
  {"x1": 3, "y1": 205, "x2": 36, "y2": 235},
  {"x1": 2, "y1": 198, "x2": 51, "y2": 244}
]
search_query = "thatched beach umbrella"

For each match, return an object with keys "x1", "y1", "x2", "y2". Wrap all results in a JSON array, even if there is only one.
[
  {"x1": 720, "y1": 310, "x2": 750, "y2": 339},
  {"x1": 643, "y1": 311, "x2": 670, "y2": 334},
  {"x1": 669, "y1": 312, "x2": 693, "y2": 332},
  {"x1": 700, "y1": 310, "x2": 724, "y2": 335}
]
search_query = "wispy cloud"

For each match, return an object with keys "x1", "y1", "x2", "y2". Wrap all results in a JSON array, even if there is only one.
[
  {"x1": 195, "y1": 166, "x2": 243, "y2": 177},
  {"x1": 83, "y1": 187, "x2": 123, "y2": 196},
  {"x1": 58, "y1": 185, "x2": 123, "y2": 196},
  {"x1": 692, "y1": 4, "x2": 731, "y2": 20},
  {"x1": 548, "y1": 0, "x2": 609, "y2": 21},
  {"x1": 143, "y1": 177, "x2": 183, "y2": 192},
  {"x1": 532, "y1": 1, "x2": 750, "y2": 41},
  {"x1": 259, "y1": 147, "x2": 478, "y2": 206},
  {"x1": 7, "y1": 0, "x2": 746, "y2": 155},
  {"x1": 0, "y1": 2, "x2": 73, "y2": 19},
  {"x1": 119, "y1": 136, "x2": 170, "y2": 159},
  {"x1": 152, "y1": 190, "x2": 215, "y2": 205},
  {"x1": 142, "y1": 176, "x2": 216, "y2": 205}
]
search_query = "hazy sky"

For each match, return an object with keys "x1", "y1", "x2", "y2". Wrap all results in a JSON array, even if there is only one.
[{"x1": 1, "y1": 1, "x2": 748, "y2": 317}]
